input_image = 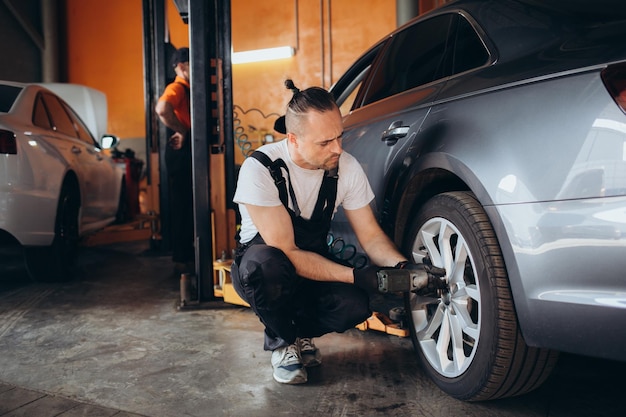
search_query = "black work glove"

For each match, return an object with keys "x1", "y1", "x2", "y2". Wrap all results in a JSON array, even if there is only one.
[{"x1": 353, "y1": 265, "x2": 380, "y2": 293}]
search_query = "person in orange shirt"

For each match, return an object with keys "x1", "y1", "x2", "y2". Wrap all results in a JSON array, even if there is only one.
[{"x1": 155, "y1": 47, "x2": 194, "y2": 272}]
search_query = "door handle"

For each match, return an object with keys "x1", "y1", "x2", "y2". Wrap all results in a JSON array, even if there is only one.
[
  {"x1": 71, "y1": 146, "x2": 81, "y2": 154},
  {"x1": 381, "y1": 121, "x2": 409, "y2": 146}
]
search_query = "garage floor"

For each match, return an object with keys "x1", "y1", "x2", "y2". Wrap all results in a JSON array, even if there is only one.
[{"x1": 0, "y1": 241, "x2": 623, "y2": 417}]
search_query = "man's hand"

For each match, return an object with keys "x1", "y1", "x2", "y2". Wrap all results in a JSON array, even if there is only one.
[
  {"x1": 353, "y1": 260, "x2": 448, "y2": 293},
  {"x1": 353, "y1": 265, "x2": 380, "y2": 293},
  {"x1": 169, "y1": 132, "x2": 186, "y2": 150}
]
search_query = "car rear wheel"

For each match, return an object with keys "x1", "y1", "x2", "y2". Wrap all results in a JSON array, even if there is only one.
[
  {"x1": 25, "y1": 183, "x2": 80, "y2": 282},
  {"x1": 404, "y1": 191, "x2": 558, "y2": 401},
  {"x1": 115, "y1": 178, "x2": 128, "y2": 224}
]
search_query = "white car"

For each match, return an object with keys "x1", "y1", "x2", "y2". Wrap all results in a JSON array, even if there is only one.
[{"x1": 0, "y1": 81, "x2": 124, "y2": 281}]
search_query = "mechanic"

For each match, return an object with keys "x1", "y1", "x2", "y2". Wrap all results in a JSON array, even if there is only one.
[
  {"x1": 155, "y1": 47, "x2": 195, "y2": 274},
  {"x1": 231, "y1": 81, "x2": 422, "y2": 385}
]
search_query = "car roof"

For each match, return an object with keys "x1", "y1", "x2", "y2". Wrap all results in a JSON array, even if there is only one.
[
  {"x1": 0, "y1": 81, "x2": 45, "y2": 119},
  {"x1": 401, "y1": 0, "x2": 626, "y2": 68},
  {"x1": 0, "y1": 81, "x2": 108, "y2": 139}
]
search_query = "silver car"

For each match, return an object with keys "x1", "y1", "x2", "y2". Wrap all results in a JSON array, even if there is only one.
[
  {"x1": 329, "y1": 0, "x2": 626, "y2": 401},
  {"x1": 0, "y1": 81, "x2": 124, "y2": 282}
]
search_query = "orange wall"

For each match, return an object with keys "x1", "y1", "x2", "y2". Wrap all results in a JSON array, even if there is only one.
[
  {"x1": 64, "y1": 0, "x2": 396, "y2": 148},
  {"x1": 231, "y1": 0, "x2": 396, "y2": 164},
  {"x1": 65, "y1": 0, "x2": 188, "y2": 140},
  {"x1": 65, "y1": 0, "x2": 144, "y2": 138}
]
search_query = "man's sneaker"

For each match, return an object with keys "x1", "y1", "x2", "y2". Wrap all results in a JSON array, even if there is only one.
[
  {"x1": 271, "y1": 342, "x2": 307, "y2": 384},
  {"x1": 299, "y1": 337, "x2": 322, "y2": 367}
]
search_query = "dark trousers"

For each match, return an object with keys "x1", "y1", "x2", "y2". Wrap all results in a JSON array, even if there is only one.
[
  {"x1": 231, "y1": 244, "x2": 371, "y2": 351},
  {"x1": 166, "y1": 147, "x2": 194, "y2": 264}
]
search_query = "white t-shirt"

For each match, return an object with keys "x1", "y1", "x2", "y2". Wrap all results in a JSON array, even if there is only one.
[{"x1": 233, "y1": 139, "x2": 374, "y2": 244}]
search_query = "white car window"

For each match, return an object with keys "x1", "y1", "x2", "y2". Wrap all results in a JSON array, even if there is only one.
[
  {"x1": 41, "y1": 93, "x2": 77, "y2": 137},
  {"x1": 33, "y1": 94, "x2": 52, "y2": 129},
  {"x1": 62, "y1": 101, "x2": 97, "y2": 146}
]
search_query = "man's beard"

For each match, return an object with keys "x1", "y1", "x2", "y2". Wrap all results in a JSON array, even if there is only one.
[{"x1": 322, "y1": 154, "x2": 340, "y2": 170}]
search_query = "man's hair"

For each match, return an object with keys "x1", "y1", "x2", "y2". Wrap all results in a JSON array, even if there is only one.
[
  {"x1": 171, "y1": 47, "x2": 190, "y2": 68},
  {"x1": 284, "y1": 80, "x2": 337, "y2": 135}
]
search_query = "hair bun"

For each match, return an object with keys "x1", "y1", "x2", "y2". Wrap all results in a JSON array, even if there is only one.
[{"x1": 284, "y1": 79, "x2": 300, "y2": 94}]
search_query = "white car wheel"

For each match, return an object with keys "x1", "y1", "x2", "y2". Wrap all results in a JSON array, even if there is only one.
[{"x1": 404, "y1": 191, "x2": 558, "y2": 401}]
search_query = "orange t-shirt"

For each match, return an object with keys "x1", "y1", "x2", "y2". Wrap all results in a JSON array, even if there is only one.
[{"x1": 158, "y1": 75, "x2": 191, "y2": 130}]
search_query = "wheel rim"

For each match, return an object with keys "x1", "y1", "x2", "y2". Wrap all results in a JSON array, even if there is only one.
[{"x1": 409, "y1": 217, "x2": 481, "y2": 378}]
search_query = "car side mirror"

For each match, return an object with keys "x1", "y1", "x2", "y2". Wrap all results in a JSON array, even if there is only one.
[{"x1": 99, "y1": 134, "x2": 119, "y2": 149}]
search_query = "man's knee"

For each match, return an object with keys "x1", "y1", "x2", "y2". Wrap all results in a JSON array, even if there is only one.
[{"x1": 234, "y1": 244, "x2": 298, "y2": 309}]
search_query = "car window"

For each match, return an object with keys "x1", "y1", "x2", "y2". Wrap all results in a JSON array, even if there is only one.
[
  {"x1": 33, "y1": 94, "x2": 52, "y2": 129},
  {"x1": 41, "y1": 93, "x2": 78, "y2": 138},
  {"x1": 62, "y1": 101, "x2": 96, "y2": 145},
  {"x1": 0, "y1": 85, "x2": 22, "y2": 113},
  {"x1": 362, "y1": 14, "x2": 454, "y2": 106},
  {"x1": 338, "y1": 82, "x2": 362, "y2": 116},
  {"x1": 451, "y1": 15, "x2": 489, "y2": 75},
  {"x1": 332, "y1": 44, "x2": 383, "y2": 114}
]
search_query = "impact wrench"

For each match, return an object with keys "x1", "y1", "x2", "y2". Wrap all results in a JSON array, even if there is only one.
[{"x1": 376, "y1": 265, "x2": 447, "y2": 293}]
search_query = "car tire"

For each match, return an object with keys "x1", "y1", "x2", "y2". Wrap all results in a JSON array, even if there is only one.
[
  {"x1": 25, "y1": 183, "x2": 80, "y2": 282},
  {"x1": 115, "y1": 179, "x2": 128, "y2": 224},
  {"x1": 403, "y1": 191, "x2": 558, "y2": 401}
]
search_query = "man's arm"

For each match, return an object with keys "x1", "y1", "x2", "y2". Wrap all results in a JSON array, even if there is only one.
[
  {"x1": 155, "y1": 100, "x2": 188, "y2": 150},
  {"x1": 155, "y1": 100, "x2": 187, "y2": 134},
  {"x1": 244, "y1": 203, "x2": 355, "y2": 283},
  {"x1": 344, "y1": 204, "x2": 406, "y2": 267}
]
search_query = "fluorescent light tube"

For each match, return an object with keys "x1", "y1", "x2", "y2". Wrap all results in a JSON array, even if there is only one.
[{"x1": 232, "y1": 46, "x2": 295, "y2": 64}]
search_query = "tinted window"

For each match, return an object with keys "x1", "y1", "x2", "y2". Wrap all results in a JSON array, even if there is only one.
[
  {"x1": 41, "y1": 93, "x2": 78, "y2": 137},
  {"x1": 363, "y1": 14, "x2": 454, "y2": 105},
  {"x1": 339, "y1": 80, "x2": 362, "y2": 116},
  {"x1": 63, "y1": 102, "x2": 96, "y2": 145},
  {"x1": 451, "y1": 16, "x2": 489, "y2": 75},
  {"x1": 332, "y1": 44, "x2": 382, "y2": 113},
  {"x1": 33, "y1": 95, "x2": 52, "y2": 129},
  {"x1": 0, "y1": 85, "x2": 22, "y2": 113}
]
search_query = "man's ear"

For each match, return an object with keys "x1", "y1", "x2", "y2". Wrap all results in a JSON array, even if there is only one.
[{"x1": 287, "y1": 132, "x2": 297, "y2": 146}]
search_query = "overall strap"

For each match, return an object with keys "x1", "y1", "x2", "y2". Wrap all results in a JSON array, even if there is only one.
[
  {"x1": 250, "y1": 151, "x2": 301, "y2": 217},
  {"x1": 310, "y1": 167, "x2": 338, "y2": 221}
]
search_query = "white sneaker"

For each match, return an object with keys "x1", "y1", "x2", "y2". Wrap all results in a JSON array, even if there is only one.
[
  {"x1": 299, "y1": 337, "x2": 322, "y2": 367},
  {"x1": 271, "y1": 342, "x2": 307, "y2": 384}
]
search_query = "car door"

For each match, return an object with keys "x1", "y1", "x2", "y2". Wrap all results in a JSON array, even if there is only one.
[
  {"x1": 37, "y1": 92, "x2": 110, "y2": 226},
  {"x1": 330, "y1": 13, "x2": 457, "y2": 249},
  {"x1": 61, "y1": 99, "x2": 120, "y2": 220}
]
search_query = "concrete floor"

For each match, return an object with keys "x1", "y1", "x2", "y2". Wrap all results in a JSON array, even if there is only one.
[{"x1": 0, "y1": 241, "x2": 623, "y2": 417}]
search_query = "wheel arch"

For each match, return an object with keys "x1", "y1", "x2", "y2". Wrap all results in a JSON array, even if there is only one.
[
  {"x1": 59, "y1": 170, "x2": 82, "y2": 224},
  {"x1": 388, "y1": 157, "x2": 533, "y2": 345},
  {"x1": 391, "y1": 167, "x2": 468, "y2": 246},
  {"x1": 60, "y1": 170, "x2": 81, "y2": 202},
  {"x1": 115, "y1": 174, "x2": 128, "y2": 224}
]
